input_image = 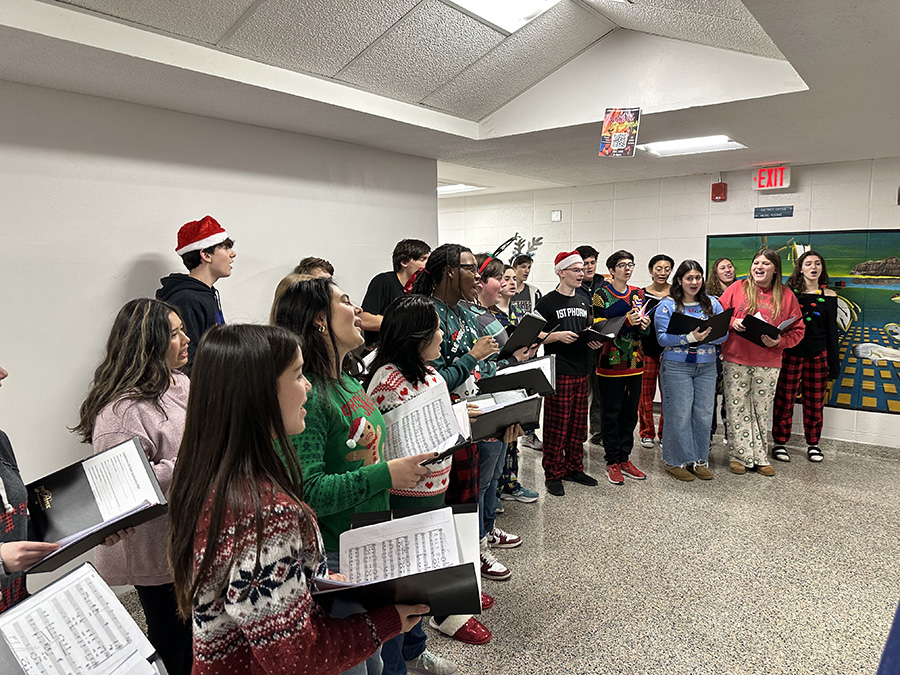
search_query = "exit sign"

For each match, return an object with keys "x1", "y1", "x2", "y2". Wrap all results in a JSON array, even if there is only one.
[{"x1": 753, "y1": 165, "x2": 790, "y2": 190}]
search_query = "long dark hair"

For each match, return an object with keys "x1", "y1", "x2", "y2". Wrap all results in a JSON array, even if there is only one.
[
  {"x1": 167, "y1": 324, "x2": 314, "y2": 620},
  {"x1": 411, "y1": 243, "x2": 471, "y2": 300},
  {"x1": 786, "y1": 250, "x2": 830, "y2": 293},
  {"x1": 670, "y1": 260, "x2": 714, "y2": 316},
  {"x1": 273, "y1": 276, "x2": 362, "y2": 384},
  {"x1": 365, "y1": 296, "x2": 439, "y2": 388},
  {"x1": 706, "y1": 257, "x2": 734, "y2": 297},
  {"x1": 73, "y1": 298, "x2": 181, "y2": 442}
]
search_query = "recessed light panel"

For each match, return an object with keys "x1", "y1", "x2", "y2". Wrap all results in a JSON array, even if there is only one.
[
  {"x1": 445, "y1": 0, "x2": 563, "y2": 33},
  {"x1": 637, "y1": 135, "x2": 747, "y2": 157}
]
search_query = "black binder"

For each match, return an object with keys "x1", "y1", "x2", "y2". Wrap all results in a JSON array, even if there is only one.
[
  {"x1": 26, "y1": 437, "x2": 167, "y2": 574},
  {"x1": 498, "y1": 311, "x2": 546, "y2": 357},
  {"x1": 665, "y1": 308, "x2": 733, "y2": 345},
  {"x1": 476, "y1": 355, "x2": 556, "y2": 396},
  {"x1": 733, "y1": 312, "x2": 797, "y2": 348},
  {"x1": 314, "y1": 505, "x2": 481, "y2": 616},
  {"x1": 579, "y1": 314, "x2": 628, "y2": 343},
  {"x1": 469, "y1": 395, "x2": 543, "y2": 440}
]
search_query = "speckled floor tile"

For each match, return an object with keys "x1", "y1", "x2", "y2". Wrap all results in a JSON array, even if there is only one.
[{"x1": 423, "y1": 436, "x2": 900, "y2": 674}]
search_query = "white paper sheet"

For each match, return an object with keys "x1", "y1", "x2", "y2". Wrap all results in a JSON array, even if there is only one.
[
  {"x1": 0, "y1": 564, "x2": 156, "y2": 675},
  {"x1": 381, "y1": 380, "x2": 461, "y2": 460},
  {"x1": 339, "y1": 507, "x2": 459, "y2": 583},
  {"x1": 82, "y1": 442, "x2": 160, "y2": 521},
  {"x1": 468, "y1": 389, "x2": 533, "y2": 414}
]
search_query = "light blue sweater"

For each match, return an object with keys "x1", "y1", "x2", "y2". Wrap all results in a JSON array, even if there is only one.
[{"x1": 654, "y1": 297, "x2": 727, "y2": 363}]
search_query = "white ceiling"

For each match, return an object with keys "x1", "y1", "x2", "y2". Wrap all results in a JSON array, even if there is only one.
[{"x1": 2, "y1": 0, "x2": 899, "y2": 192}]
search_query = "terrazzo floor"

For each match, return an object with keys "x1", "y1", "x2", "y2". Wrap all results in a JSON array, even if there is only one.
[
  {"x1": 118, "y1": 435, "x2": 900, "y2": 674},
  {"x1": 423, "y1": 435, "x2": 900, "y2": 675}
]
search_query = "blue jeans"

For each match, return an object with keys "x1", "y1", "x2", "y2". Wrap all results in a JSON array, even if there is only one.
[
  {"x1": 326, "y1": 553, "x2": 384, "y2": 675},
  {"x1": 381, "y1": 620, "x2": 427, "y2": 675},
  {"x1": 659, "y1": 359, "x2": 716, "y2": 467},
  {"x1": 477, "y1": 440, "x2": 506, "y2": 538}
]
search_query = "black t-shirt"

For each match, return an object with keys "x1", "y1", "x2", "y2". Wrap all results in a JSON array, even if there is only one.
[
  {"x1": 535, "y1": 290, "x2": 594, "y2": 377},
  {"x1": 511, "y1": 284, "x2": 542, "y2": 318},
  {"x1": 361, "y1": 271, "x2": 404, "y2": 345}
]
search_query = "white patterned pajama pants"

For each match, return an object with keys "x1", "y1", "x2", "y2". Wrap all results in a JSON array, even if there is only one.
[{"x1": 723, "y1": 361, "x2": 780, "y2": 468}]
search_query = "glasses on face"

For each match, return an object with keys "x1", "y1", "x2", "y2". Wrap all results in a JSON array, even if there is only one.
[
  {"x1": 566, "y1": 267, "x2": 585, "y2": 274},
  {"x1": 458, "y1": 264, "x2": 478, "y2": 273},
  {"x1": 615, "y1": 262, "x2": 636, "y2": 270}
]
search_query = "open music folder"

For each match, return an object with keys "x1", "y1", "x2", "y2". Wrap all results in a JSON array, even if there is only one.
[
  {"x1": 312, "y1": 505, "x2": 481, "y2": 616},
  {"x1": 0, "y1": 563, "x2": 164, "y2": 674},
  {"x1": 26, "y1": 437, "x2": 167, "y2": 574}
]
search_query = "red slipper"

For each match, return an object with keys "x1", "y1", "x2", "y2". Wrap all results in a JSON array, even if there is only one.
[
  {"x1": 481, "y1": 592, "x2": 495, "y2": 610},
  {"x1": 450, "y1": 617, "x2": 492, "y2": 645}
]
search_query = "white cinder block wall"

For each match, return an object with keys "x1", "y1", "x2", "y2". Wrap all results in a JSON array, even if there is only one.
[{"x1": 438, "y1": 158, "x2": 900, "y2": 447}]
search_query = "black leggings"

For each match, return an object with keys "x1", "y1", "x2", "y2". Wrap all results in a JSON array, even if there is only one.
[{"x1": 135, "y1": 583, "x2": 193, "y2": 675}]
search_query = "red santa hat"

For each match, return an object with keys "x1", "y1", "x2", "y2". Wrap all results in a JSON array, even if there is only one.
[
  {"x1": 347, "y1": 417, "x2": 367, "y2": 448},
  {"x1": 554, "y1": 250, "x2": 583, "y2": 274},
  {"x1": 176, "y1": 216, "x2": 229, "y2": 256}
]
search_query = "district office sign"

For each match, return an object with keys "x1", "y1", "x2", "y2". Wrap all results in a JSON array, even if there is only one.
[
  {"x1": 754, "y1": 205, "x2": 794, "y2": 219},
  {"x1": 598, "y1": 108, "x2": 641, "y2": 157}
]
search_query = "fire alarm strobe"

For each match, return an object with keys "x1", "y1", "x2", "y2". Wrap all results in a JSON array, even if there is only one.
[{"x1": 711, "y1": 182, "x2": 727, "y2": 202}]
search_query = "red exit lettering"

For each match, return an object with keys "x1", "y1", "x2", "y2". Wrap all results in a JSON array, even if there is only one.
[{"x1": 754, "y1": 165, "x2": 791, "y2": 190}]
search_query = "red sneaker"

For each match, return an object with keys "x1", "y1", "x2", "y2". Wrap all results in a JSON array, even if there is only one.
[
  {"x1": 430, "y1": 616, "x2": 492, "y2": 645},
  {"x1": 620, "y1": 460, "x2": 646, "y2": 480},
  {"x1": 606, "y1": 463, "x2": 624, "y2": 485},
  {"x1": 481, "y1": 592, "x2": 495, "y2": 610}
]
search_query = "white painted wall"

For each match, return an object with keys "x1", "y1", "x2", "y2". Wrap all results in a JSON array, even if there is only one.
[
  {"x1": 0, "y1": 79, "x2": 438, "y2": 487},
  {"x1": 438, "y1": 158, "x2": 900, "y2": 447}
]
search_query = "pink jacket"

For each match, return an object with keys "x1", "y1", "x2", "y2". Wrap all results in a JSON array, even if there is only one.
[
  {"x1": 720, "y1": 281, "x2": 804, "y2": 368},
  {"x1": 91, "y1": 371, "x2": 188, "y2": 586}
]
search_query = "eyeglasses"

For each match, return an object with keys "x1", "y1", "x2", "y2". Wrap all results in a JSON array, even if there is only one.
[
  {"x1": 458, "y1": 264, "x2": 478, "y2": 273},
  {"x1": 565, "y1": 267, "x2": 585, "y2": 274},
  {"x1": 615, "y1": 262, "x2": 636, "y2": 269}
]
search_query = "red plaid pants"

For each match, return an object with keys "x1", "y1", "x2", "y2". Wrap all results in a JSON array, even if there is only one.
[
  {"x1": 772, "y1": 350, "x2": 828, "y2": 445},
  {"x1": 542, "y1": 374, "x2": 589, "y2": 480},
  {"x1": 638, "y1": 353, "x2": 664, "y2": 439}
]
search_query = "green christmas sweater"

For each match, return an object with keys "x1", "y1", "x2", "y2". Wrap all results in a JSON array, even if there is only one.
[{"x1": 289, "y1": 373, "x2": 391, "y2": 552}]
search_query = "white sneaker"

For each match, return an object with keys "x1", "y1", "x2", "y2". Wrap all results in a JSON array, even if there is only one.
[
  {"x1": 640, "y1": 437, "x2": 655, "y2": 449},
  {"x1": 479, "y1": 537, "x2": 511, "y2": 580},
  {"x1": 406, "y1": 649, "x2": 459, "y2": 675},
  {"x1": 519, "y1": 432, "x2": 543, "y2": 450},
  {"x1": 487, "y1": 526, "x2": 522, "y2": 548}
]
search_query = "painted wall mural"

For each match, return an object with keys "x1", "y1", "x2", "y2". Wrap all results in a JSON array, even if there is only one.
[{"x1": 707, "y1": 230, "x2": 900, "y2": 415}]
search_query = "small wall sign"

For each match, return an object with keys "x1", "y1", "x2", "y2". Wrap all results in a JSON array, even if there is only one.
[{"x1": 754, "y1": 205, "x2": 794, "y2": 219}]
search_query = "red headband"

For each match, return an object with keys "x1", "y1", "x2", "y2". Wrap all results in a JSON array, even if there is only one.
[{"x1": 477, "y1": 256, "x2": 493, "y2": 275}]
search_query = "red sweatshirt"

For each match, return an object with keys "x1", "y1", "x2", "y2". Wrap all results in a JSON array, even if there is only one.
[{"x1": 720, "y1": 281, "x2": 804, "y2": 368}]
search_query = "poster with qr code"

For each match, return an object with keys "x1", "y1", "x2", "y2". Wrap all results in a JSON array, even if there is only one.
[{"x1": 598, "y1": 107, "x2": 641, "y2": 157}]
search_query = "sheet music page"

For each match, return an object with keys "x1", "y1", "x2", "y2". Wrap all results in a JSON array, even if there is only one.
[
  {"x1": 339, "y1": 508, "x2": 459, "y2": 583},
  {"x1": 451, "y1": 401, "x2": 471, "y2": 439},
  {"x1": 469, "y1": 390, "x2": 533, "y2": 414},
  {"x1": 381, "y1": 380, "x2": 461, "y2": 459},
  {"x1": 82, "y1": 441, "x2": 159, "y2": 521},
  {"x1": 0, "y1": 564, "x2": 156, "y2": 675}
]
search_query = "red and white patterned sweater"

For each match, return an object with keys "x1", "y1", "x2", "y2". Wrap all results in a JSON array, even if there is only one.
[
  {"x1": 366, "y1": 364, "x2": 453, "y2": 506},
  {"x1": 191, "y1": 487, "x2": 401, "y2": 674}
]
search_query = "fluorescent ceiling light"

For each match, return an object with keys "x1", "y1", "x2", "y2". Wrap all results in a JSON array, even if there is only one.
[
  {"x1": 446, "y1": 0, "x2": 563, "y2": 33},
  {"x1": 437, "y1": 183, "x2": 486, "y2": 195},
  {"x1": 637, "y1": 135, "x2": 747, "y2": 157}
]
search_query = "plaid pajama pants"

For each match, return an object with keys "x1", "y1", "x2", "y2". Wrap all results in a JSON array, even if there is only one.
[
  {"x1": 638, "y1": 353, "x2": 664, "y2": 440},
  {"x1": 772, "y1": 350, "x2": 829, "y2": 445},
  {"x1": 542, "y1": 374, "x2": 589, "y2": 481}
]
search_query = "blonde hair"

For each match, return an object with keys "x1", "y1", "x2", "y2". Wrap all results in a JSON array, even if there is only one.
[
  {"x1": 742, "y1": 248, "x2": 784, "y2": 318},
  {"x1": 706, "y1": 257, "x2": 733, "y2": 297}
]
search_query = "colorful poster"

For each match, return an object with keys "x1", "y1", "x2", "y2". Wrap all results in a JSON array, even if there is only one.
[
  {"x1": 707, "y1": 230, "x2": 900, "y2": 415},
  {"x1": 598, "y1": 108, "x2": 640, "y2": 157}
]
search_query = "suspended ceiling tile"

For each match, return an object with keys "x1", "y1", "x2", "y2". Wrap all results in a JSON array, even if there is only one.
[
  {"x1": 422, "y1": 1, "x2": 615, "y2": 121},
  {"x1": 583, "y1": 0, "x2": 783, "y2": 59},
  {"x1": 57, "y1": 0, "x2": 256, "y2": 44},
  {"x1": 336, "y1": 0, "x2": 503, "y2": 104},
  {"x1": 220, "y1": 0, "x2": 420, "y2": 77}
]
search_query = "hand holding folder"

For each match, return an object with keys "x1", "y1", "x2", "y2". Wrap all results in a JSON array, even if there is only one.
[
  {"x1": 665, "y1": 308, "x2": 733, "y2": 345},
  {"x1": 733, "y1": 312, "x2": 797, "y2": 347}
]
